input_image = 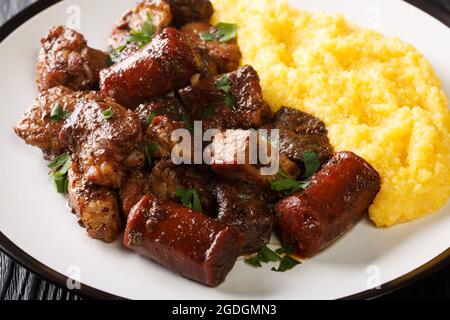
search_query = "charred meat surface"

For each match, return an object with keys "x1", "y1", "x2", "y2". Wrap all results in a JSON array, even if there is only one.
[
  {"x1": 109, "y1": 0, "x2": 172, "y2": 62},
  {"x1": 124, "y1": 194, "x2": 241, "y2": 287},
  {"x1": 181, "y1": 22, "x2": 241, "y2": 76},
  {"x1": 14, "y1": 87, "x2": 103, "y2": 158},
  {"x1": 179, "y1": 65, "x2": 270, "y2": 130},
  {"x1": 120, "y1": 169, "x2": 152, "y2": 218},
  {"x1": 166, "y1": 0, "x2": 213, "y2": 27},
  {"x1": 211, "y1": 130, "x2": 300, "y2": 188},
  {"x1": 100, "y1": 28, "x2": 202, "y2": 108},
  {"x1": 68, "y1": 161, "x2": 122, "y2": 243},
  {"x1": 150, "y1": 160, "x2": 217, "y2": 215},
  {"x1": 60, "y1": 98, "x2": 143, "y2": 188},
  {"x1": 215, "y1": 181, "x2": 275, "y2": 255},
  {"x1": 276, "y1": 151, "x2": 381, "y2": 258},
  {"x1": 36, "y1": 26, "x2": 109, "y2": 92},
  {"x1": 267, "y1": 107, "x2": 334, "y2": 165}
]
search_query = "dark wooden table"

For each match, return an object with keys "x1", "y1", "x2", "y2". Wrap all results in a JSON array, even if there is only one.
[{"x1": 1, "y1": 0, "x2": 449, "y2": 300}]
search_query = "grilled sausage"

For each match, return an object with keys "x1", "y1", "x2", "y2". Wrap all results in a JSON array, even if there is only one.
[
  {"x1": 124, "y1": 194, "x2": 241, "y2": 287},
  {"x1": 276, "y1": 151, "x2": 381, "y2": 257},
  {"x1": 100, "y1": 28, "x2": 201, "y2": 108}
]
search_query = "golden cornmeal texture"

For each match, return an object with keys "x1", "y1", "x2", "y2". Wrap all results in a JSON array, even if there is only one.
[{"x1": 212, "y1": 0, "x2": 450, "y2": 227}]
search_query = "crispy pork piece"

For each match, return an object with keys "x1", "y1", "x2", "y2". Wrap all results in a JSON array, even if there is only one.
[
  {"x1": 100, "y1": 28, "x2": 202, "y2": 108},
  {"x1": 36, "y1": 26, "x2": 109, "y2": 91},
  {"x1": 181, "y1": 22, "x2": 241, "y2": 75},
  {"x1": 266, "y1": 107, "x2": 334, "y2": 165},
  {"x1": 109, "y1": 0, "x2": 173, "y2": 62},
  {"x1": 276, "y1": 151, "x2": 381, "y2": 257},
  {"x1": 178, "y1": 65, "x2": 271, "y2": 130},
  {"x1": 124, "y1": 194, "x2": 241, "y2": 287},
  {"x1": 149, "y1": 160, "x2": 217, "y2": 216},
  {"x1": 145, "y1": 115, "x2": 187, "y2": 159},
  {"x1": 60, "y1": 98, "x2": 143, "y2": 188},
  {"x1": 119, "y1": 169, "x2": 152, "y2": 218},
  {"x1": 211, "y1": 130, "x2": 300, "y2": 188},
  {"x1": 166, "y1": 0, "x2": 213, "y2": 27},
  {"x1": 214, "y1": 181, "x2": 275, "y2": 254},
  {"x1": 135, "y1": 97, "x2": 188, "y2": 130},
  {"x1": 14, "y1": 86, "x2": 101, "y2": 158},
  {"x1": 68, "y1": 161, "x2": 122, "y2": 243}
]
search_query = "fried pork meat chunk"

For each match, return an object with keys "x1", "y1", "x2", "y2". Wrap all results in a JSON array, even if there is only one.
[
  {"x1": 14, "y1": 86, "x2": 100, "y2": 158},
  {"x1": 36, "y1": 26, "x2": 109, "y2": 91},
  {"x1": 181, "y1": 22, "x2": 241, "y2": 75},
  {"x1": 68, "y1": 162, "x2": 122, "y2": 243},
  {"x1": 109, "y1": 0, "x2": 173, "y2": 62},
  {"x1": 178, "y1": 65, "x2": 270, "y2": 130},
  {"x1": 100, "y1": 28, "x2": 201, "y2": 108},
  {"x1": 150, "y1": 160, "x2": 217, "y2": 216},
  {"x1": 135, "y1": 97, "x2": 188, "y2": 130},
  {"x1": 60, "y1": 97, "x2": 143, "y2": 188},
  {"x1": 166, "y1": 0, "x2": 213, "y2": 27},
  {"x1": 266, "y1": 107, "x2": 334, "y2": 165},
  {"x1": 214, "y1": 181, "x2": 275, "y2": 254}
]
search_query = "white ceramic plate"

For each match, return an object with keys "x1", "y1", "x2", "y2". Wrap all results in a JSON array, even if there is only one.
[{"x1": 0, "y1": 0, "x2": 449, "y2": 300}]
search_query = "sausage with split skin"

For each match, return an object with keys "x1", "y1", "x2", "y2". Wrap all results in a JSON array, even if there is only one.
[
  {"x1": 100, "y1": 28, "x2": 201, "y2": 108},
  {"x1": 276, "y1": 151, "x2": 381, "y2": 258},
  {"x1": 124, "y1": 194, "x2": 241, "y2": 287}
]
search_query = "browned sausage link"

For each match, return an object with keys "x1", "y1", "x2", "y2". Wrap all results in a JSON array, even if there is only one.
[
  {"x1": 124, "y1": 194, "x2": 241, "y2": 287},
  {"x1": 100, "y1": 28, "x2": 201, "y2": 108},
  {"x1": 276, "y1": 151, "x2": 381, "y2": 257}
]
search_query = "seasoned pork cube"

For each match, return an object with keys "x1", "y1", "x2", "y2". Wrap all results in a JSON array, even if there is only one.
[
  {"x1": 149, "y1": 160, "x2": 217, "y2": 216},
  {"x1": 135, "y1": 96, "x2": 188, "y2": 130},
  {"x1": 178, "y1": 65, "x2": 271, "y2": 130},
  {"x1": 181, "y1": 22, "x2": 241, "y2": 75},
  {"x1": 145, "y1": 115, "x2": 187, "y2": 159},
  {"x1": 166, "y1": 0, "x2": 213, "y2": 27},
  {"x1": 215, "y1": 181, "x2": 275, "y2": 254},
  {"x1": 119, "y1": 169, "x2": 152, "y2": 218},
  {"x1": 36, "y1": 26, "x2": 109, "y2": 91},
  {"x1": 267, "y1": 107, "x2": 334, "y2": 164},
  {"x1": 100, "y1": 28, "x2": 202, "y2": 108},
  {"x1": 109, "y1": 0, "x2": 172, "y2": 62},
  {"x1": 211, "y1": 130, "x2": 300, "y2": 188},
  {"x1": 60, "y1": 98, "x2": 143, "y2": 188},
  {"x1": 14, "y1": 86, "x2": 100, "y2": 158},
  {"x1": 68, "y1": 161, "x2": 122, "y2": 243},
  {"x1": 124, "y1": 194, "x2": 240, "y2": 287}
]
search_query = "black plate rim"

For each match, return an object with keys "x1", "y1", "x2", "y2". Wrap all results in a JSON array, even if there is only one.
[{"x1": 0, "y1": 0, "x2": 449, "y2": 300}]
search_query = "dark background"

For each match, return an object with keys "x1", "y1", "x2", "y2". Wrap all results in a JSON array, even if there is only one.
[{"x1": 0, "y1": 0, "x2": 449, "y2": 300}]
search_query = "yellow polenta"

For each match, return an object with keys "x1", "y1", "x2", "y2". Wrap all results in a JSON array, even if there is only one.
[{"x1": 212, "y1": 0, "x2": 450, "y2": 227}]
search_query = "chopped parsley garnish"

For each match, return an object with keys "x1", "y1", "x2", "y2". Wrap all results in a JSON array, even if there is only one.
[
  {"x1": 144, "y1": 143, "x2": 158, "y2": 169},
  {"x1": 50, "y1": 103, "x2": 71, "y2": 122},
  {"x1": 102, "y1": 107, "x2": 114, "y2": 120},
  {"x1": 127, "y1": 12, "x2": 154, "y2": 48},
  {"x1": 181, "y1": 114, "x2": 194, "y2": 131},
  {"x1": 271, "y1": 255, "x2": 301, "y2": 272},
  {"x1": 116, "y1": 45, "x2": 126, "y2": 53},
  {"x1": 245, "y1": 245, "x2": 301, "y2": 272},
  {"x1": 200, "y1": 22, "x2": 238, "y2": 43},
  {"x1": 269, "y1": 170, "x2": 309, "y2": 196},
  {"x1": 105, "y1": 55, "x2": 113, "y2": 67},
  {"x1": 145, "y1": 112, "x2": 157, "y2": 127},
  {"x1": 216, "y1": 75, "x2": 235, "y2": 108},
  {"x1": 48, "y1": 152, "x2": 71, "y2": 194},
  {"x1": 175, "y1": 188, "x2": 203, "y2": 213},
  {"x1": 303, "y1": 150, "x2": 320, "y2": 178},
  {"x1": 202, "y1": 104, "x2": 217, "y2": 118}
]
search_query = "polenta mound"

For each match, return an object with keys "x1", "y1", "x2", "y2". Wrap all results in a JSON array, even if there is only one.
[{"x1": 212, "y1": 0, "x2": 450, "y2": 227}]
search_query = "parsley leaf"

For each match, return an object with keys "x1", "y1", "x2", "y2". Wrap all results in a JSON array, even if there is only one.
[
  {"x1": 269, "y1": 170, "x2": 309, "y2": 196},
  {"x1": 275, "y1": 245, "x2": 294, "y2": 256},
  {"x1": 199, "y1": 23, "x2": 238, "y2": 43},
  {"x1": 244, "y1": 256, "x2": 262, "y2": 267},
  {"x1": 127, "y1": 13, "x2": 154, "y2": 48},
  {"x1": 48, "y1": 153, "x2": 71, "y2": 194},
  {"x1": 50, "y1": 103, "x2": 71, "y2": 122},
  {"x1": 271, "y1": 255, "x2": 301, "y2": 272},
  {"x1": 202, "y1": 104, "x2": 217, "y2": 118},
  {"x1": 144, "y1": 143, "x2": 158, "y2": 169},
  {"x1": 102, "y1": 107, "x2": 114, "y2": 120},
  {"x1": 175, "y1": 188, "x2": 203, "y2": 213},
  {"x1": 258, "y1": 246, "x2": 282, "y2": 263},
  {"x1": 216, "y1": 75, "x2": 231, "y2": 93},
  {"x1": 303, "y1": 150, "x2": 320, "y2": 178},
  {"x1": 145, "y1": 112, "x2": 157, "y2": 127}
]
